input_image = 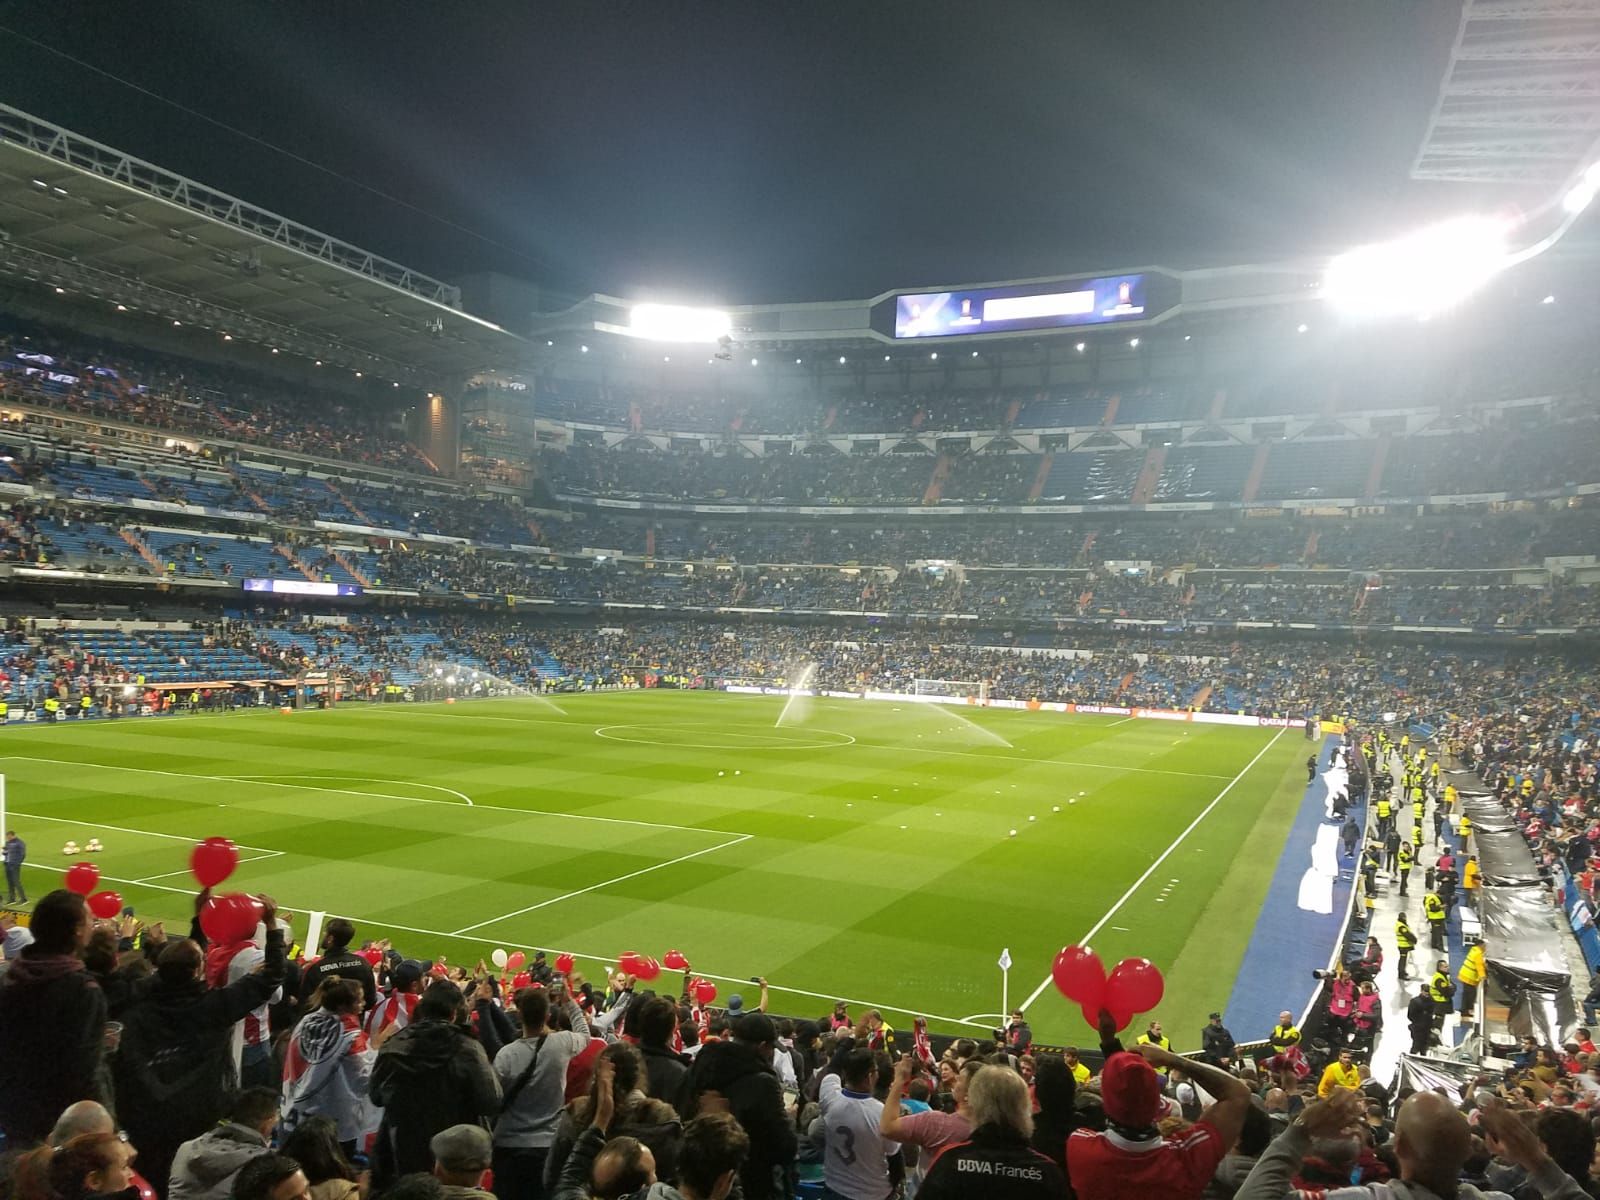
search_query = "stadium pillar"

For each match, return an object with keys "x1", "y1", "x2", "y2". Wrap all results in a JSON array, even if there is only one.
[{"x1": 411, "y1": 390, "x2": 461, "y2": 477}]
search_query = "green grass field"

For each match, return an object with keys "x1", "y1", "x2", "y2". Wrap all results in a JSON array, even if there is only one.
[{"x1": 1, "y1": 691, "x2": 1308, "y2": 1046}]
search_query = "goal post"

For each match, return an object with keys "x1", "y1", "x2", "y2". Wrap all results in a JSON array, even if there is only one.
[{"x1": 913, "y1": 678, "x2": 989, "y2": 703}]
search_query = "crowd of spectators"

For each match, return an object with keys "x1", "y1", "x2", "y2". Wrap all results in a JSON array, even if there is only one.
[{"x1": 0, "y1": 323, "x2": 433, "y2": 474}]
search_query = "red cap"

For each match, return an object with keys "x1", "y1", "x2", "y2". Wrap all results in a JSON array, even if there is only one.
[{"x1": 1101, "y1": 1052, "x2": 1163, "y2": 1128}]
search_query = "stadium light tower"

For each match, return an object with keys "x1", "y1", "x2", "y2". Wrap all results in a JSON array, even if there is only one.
[
  {"x1": 628, "y1": 303, "x2": 732, "y2": 343},
  {"x1": 1322, "y1": 215, "x2": 1512, "y2": 320}
]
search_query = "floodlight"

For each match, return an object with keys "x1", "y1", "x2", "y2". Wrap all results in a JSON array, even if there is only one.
[
  {"x1": 1075, "y1": 342, "x2": 1085, "y2": 352},
  {"x1": 1128, "y1": 337, "x2": 1140, "y2": 348},
  {"x1": 1542, "y1": 294, "x2": 1556, "y2": 305},
  {"x1": 628, "y1": 303, "x2": 732, "y2": 343},
  {"x1": 930, "y1": 352, "x2": 938, "y2": 360},
  {"x1": 838, "y1": 355, "x2": 846, "y2": 364},
  {"x1": 1297, "y1": 323, "x2": 1309, "y2": 333},
  {"x1": 1323, "y1": 215, "x2": 1511, "y2": 319},
  {"x1": 580, "y1": 345, "x2": 589, "y2": 353},
  {"x1": 1562, "y1": 163, "x2": 1600, "y2": 215},
  {"x1": 750, "y1": 357, "x2": 759, "y2": 366}
]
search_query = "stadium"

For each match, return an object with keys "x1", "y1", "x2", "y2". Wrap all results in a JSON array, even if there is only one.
[{"x1": 0, "y1": 3, "x2": 1599, "y2": 1197}]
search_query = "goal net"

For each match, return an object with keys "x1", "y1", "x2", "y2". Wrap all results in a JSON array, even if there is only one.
[{"x1": 913, "y1": 678, "x2": 989, "y2": 703}]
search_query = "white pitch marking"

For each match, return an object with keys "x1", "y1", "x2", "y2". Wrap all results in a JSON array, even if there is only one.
[
  {"x1": 0, "y1": 757, "x2": 711, "y2": 835},
  {"x1": 9, "y1": 811, "x2": 277, "y2": 853},
  {"x1": 222, "y1": 775, "x2": 475, "y2": 807},
  {"x1": 1018, "y1": 728, "x2": 1289, "y2": 1012},
  {"x1": 449, "y1": 833, "x2": 753, "y2": 935},
  {"x1": 131, "y1": 851, "x2": 284, "y2": 884},
  {"x1": 1108, "y1": 716, "x2": 1138, "y2": 726}
]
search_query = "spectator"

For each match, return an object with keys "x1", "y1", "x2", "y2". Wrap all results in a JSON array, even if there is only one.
[
  {"x1": 0, "y1": 889, "x2": 108, "y2": 1145},
  {"x1": 298, "y1": 919, "x2": 376, "y2": 1011},
  {"x1": 281, "y1": 978, "x2": 382, "y2": 1147},
  {"x1": 1233, "y1": 1089, "x2": 1590, "y2": 1199},
  {"x1": 1005, "y1": 1010, "x2": 1033, "y2": 1055},
  {"x1": 818, "y1": 1048, "x2": 894, "y2": 1200},
  {"x1": 918, "y1": 1065, "x2": 1065, "y2": 1200},
  {"x1": 544, "y1": 1042, "x2": 682, "y2": 1190},
  {"x1": 370, "y1": 980, "x2": 501, "y2": 1187},
  {"x1": 879, "y1": 1054, "x2": 974, "y2": 1162},
  {"x1": 1204, "y1": 1102, "x2": 1275, "y2": 1200},
  {"x1": 11, "y1": 1131, "x2": 141, "y2": 1200},
  {"x1": 114, "y1": 895, "x2": 285, "y2": 1196},
  {"x1": 230, "y1": 1155, "x2": 313, "y2": 1200},
  {"x1": 277, "y1": 1118, "x2": 363, "y2": 1200},
  {"x1": 1029, "y1": 1054, "x2": 1078, "y2": 1173},
  {"x1": 429, "y1": 1125, "x2": 496, "y2": 1200},
  {"x1": 635, "y1": 995, "x2": 691, "y2": 1106},
  {"x1": 491, "y1": 981, "x2": 593, "y2": 1200},
  {"x1": 366, "y1": 959, "x2": 427, "y2": 1039},
  {"x1": 168, "y1": 1087, "x2": 280, "y2": 1200},
  {"x1": 1068, "y1": 1016, "x2": 1252, "y2": 1200},
  {"x1": 680, "y1": 1013, "x2": 795, "y2": 1200}
]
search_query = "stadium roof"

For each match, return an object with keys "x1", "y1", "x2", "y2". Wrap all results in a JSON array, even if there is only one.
[
  {"x1": 0, "y1": 104, "x2": 526, "y2": 384},
  {"x1": 1412, "y1": 0, "x2": 1600, "y2": 186}
]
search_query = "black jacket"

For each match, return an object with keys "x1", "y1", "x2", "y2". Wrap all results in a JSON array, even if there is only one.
[
  {"x1": 0, "y1": 952, "x2": 110, "y2": 1144},
  {"x1": 114, "y1": 929, "x2": 286, "y2": 1192},
  {"x1": 681, "y1": 1040, "x2": 796, "y2": 1200},
  {"x1": 641, "y1": 1041, "x2": 691, "y2": 1107},
  {"x1": 298, "y1": 948, "x2": 376, "y2": 1010},
  {"x1": 1201, "y1": 1024, "x2": 1236, "y2": 1059},
  {"x1": 369, "y1": 1018, "x2": 500, "y2": 1186},
  {"x1": 919, "y1": 1125, "x2": 1066, "y2": 1200},
  {"x1": 1407, "y1": 994, "x2": 1435, "y2": 1029}
]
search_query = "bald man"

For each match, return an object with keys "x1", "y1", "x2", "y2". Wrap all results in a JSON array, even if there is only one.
[
  {"x1": 49, "y1": 1100, "x2": 158, "y2": 1200},
  {"x1": 1232, "y1": 1088, "x2": 1591, "y2": 1198}
]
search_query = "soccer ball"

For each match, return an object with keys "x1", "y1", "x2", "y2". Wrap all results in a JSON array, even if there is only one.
[
  {"x1": 63, "y1": 840, "x2": 81, "y2": 855},
  {"x1": 1009, "y1": 829, "x2": 1018, "y2": 837},
  {"x1": 85, "y1": 838, "x2": 103, "y2": 853}
]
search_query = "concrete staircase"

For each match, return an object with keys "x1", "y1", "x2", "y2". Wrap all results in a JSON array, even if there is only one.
[
  {"x1": 1027, "y1": 453, "x2": 1055, "y2": 502},
  {"x1": 1241, "y1": 443, "x2": 1272, "y2": 504},
  {"x1": 921, "y1": 454, "x2": 953, "y2": 505},
  {"x1": 118, "y1": 528, "x2": 164, "y2": 573},
  {"x1": 274, "y1": 544, "x2": 319, "y2": 581},
  {"x1": 1130, "y1": 445, "x2": 1168, "y2": 505},
  {"x1": 331, "y1": 550, "x2": 373, "y2": 587}
]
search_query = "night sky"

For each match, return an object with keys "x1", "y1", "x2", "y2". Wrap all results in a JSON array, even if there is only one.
[{"x1": 0, "y1": 2, "x2": 1466, "y2": 305}]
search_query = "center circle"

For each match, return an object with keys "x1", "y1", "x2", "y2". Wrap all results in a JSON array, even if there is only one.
[{"x1": 594, "y1": 722, "x2": 856, "y2": 751}]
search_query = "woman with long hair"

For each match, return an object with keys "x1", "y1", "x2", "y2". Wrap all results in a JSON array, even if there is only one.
[
  {"x1": 278, "y1": 1118, "x2": 362, "y2": 1200},
  {"x1": 280, "y1": 979, "x2": 383, "y2": 1152},
  {"x1": 542, "y1": 1042, "x2": 681, "y2": 1190},
  {"x1": 13, "y1": 1132, "x2": 140, "y2": 1200}
]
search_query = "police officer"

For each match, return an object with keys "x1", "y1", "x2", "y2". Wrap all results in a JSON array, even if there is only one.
[
  {"x1": 1425, "y1": 889, "x2": 1447, "y2": 950},
  {"x1": 1395, "y1": 912, "x2": 1417, "y2": 980},
  {"x1": 1407, "y1": 983, "x2": 1434, "y2": 1054}
]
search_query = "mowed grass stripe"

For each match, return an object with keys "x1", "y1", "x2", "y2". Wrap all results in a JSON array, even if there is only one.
[{"x1": 0, "y1": 696, "x2": 1293, "y2": 1042}]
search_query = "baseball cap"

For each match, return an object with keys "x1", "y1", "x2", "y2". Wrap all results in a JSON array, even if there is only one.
[
  {"x1": 732, "y1": 1012, "x2": 776, "y2": 1045},
  {"x1": 393, "y1": 960, "x2": 425, "y2": 988},
  {"x1": 1101, "y1": 1052, "x2": 1163, "y2": 1129},
  {"x1": 430, "y1": 1124, "x2": 492, "y2": 1173},
  {"x1": 1209, "y1": 1012, "x2": 1223, "y2": 1020},
  {"x1": 726, "y1": 993, "x2": 745, "y2": 1014}
]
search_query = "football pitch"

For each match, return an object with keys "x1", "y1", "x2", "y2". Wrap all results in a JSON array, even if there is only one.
[{"x1": 2, "y1": 691, "x2": 1309, "y2": 1046}]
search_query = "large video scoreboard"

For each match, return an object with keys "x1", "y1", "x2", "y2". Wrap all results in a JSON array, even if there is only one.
[{"x1": 874, "y1": 270, "x2": 1180, "y2": 340}]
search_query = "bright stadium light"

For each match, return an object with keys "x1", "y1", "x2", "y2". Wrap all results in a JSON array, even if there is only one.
[
  {"x1": 628, "y1": 303, "x2": 732, "y2": 343},
  {"x1": 1563, "y1": 162, "x2": 1600, "y2": 215},
  {"x1": 1323, "y1": 215, "x2": 1512, "y2": 319}
]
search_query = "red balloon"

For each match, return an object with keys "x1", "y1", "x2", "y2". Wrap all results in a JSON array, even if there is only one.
[
  {"x1": 64, "y1": 861, "x2": 100, "y2": 896},
  {"x1": 87, "y1": 890, "x2": 123, "y2": 920},
  {"x1": 1051, "y1": 945, "x2": 1106, "y2": 1006},
  {"x1": 1104, "y1": 958, "x2": 1165, "y2": 1015},
  {"x1": 692, "y1": 977, "x2": 717, "y2": 1006},
  {"x1": 506, "y1": 951, "x2": 526, "y2": 972},
  {"x1": 618, "y1": 951, "x2": 645, "y2": 978},
  {"x1": 189, "y1": 837, "x2": 239, "y2": 888},
  {"x1": 359, "y1": 947, "x2": 383, "y2": 967},
  {"x1": 662, "y1": 949, "x2": 689, "y2": 970},
  {"x1": 1080, "y1": 1000, "x2": 1133, "y2": 1033},
  {"x1": 554, "y1": 953, "x2": 575, "y2": 975},
  {"x1": 511, "y1": 971, "x2": 532, "y2": 991},
  {"x1": 199, "y1": 892, "x2": 263, "y2": 944},
  {"x1": 634, "y1": 955, "x2": 661, "y2": 982}
]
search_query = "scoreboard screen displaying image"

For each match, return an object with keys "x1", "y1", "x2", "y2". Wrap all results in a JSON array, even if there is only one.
[{"x1": 892, "y1": 273, "x2": 1155, "y2": 338}]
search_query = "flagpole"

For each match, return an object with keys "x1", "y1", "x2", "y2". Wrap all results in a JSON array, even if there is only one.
[{"x1": 999, "y1": 947, "x2": 1012, "y2": 1020}]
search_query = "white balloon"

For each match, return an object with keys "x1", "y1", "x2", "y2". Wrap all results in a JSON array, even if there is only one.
[{"x1": 491, "y1": 948, "x2": 509, "y2": 969}]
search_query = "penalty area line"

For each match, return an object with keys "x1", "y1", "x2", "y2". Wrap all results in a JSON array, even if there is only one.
[
  {"x1": 1018, "y1": 726, "x2": 1290, "y2": 1012},
  {"x1": 449, "y1": 833, "x2": 754, "y2": 935}
]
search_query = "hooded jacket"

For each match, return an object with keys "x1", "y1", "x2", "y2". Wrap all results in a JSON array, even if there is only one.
[
  {"x1": 0, "y1": 950, "x2": 110, "y2": 1144},
  {"x1": 369, "y1": 1018, "x2": 501, "y2": 1185},
  {"x1": 681, "y1": 1039, "x2": 796, "y2": 1200},
  {"x1": 281, "y1": 1007, "x2": 376, "y2": 1144},
  {"x1": 167, "y1": 1122, "x2": 272, "y2": 1200},
  {"x1": 641, "y1": 1041, "x2": 691, "y2": 1108},
  {"x1": 114, "y1": 928, "x2": 286, "y2": 1193},
  {"x1": 544, "y1": 1093, "x2": 683, "y2": 1192}
]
